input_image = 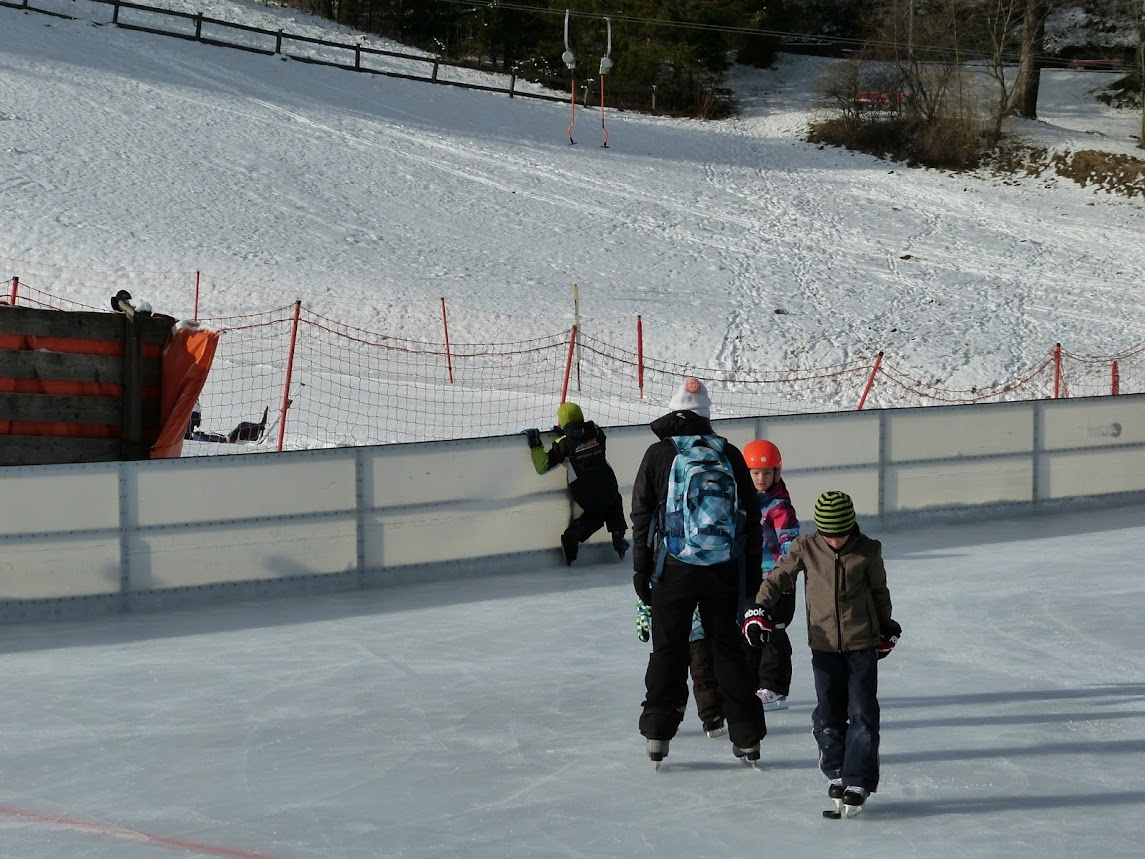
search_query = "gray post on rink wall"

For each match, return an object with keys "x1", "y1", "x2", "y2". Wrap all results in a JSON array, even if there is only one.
[{"x1": 3, "y1": 395, "x2": 1145, "y2": 623}]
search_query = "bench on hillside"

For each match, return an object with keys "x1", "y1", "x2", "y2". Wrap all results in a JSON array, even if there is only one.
[{"x1": 854, "y1": 90, "x2": 907, "y2": 112}]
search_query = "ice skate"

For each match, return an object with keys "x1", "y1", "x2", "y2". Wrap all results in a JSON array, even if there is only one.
[
  {"x1": 842, "y1": 786, "x2": 869, "y2": 817},
  {"x1": 732, "y1": 742, "x2": 761, "y2": 770},
  {"x1": 646, "y1": 739, "x2": 669, "y2": 771},
  {"x1": 823, "y1": 778, "x2": 844, "y2": 818},
  {"x1": 756, "y1": 689, "x2": 788, "y2": 711},
  {"x1": 560, "y1": 532, "x2": 578, "y2": 566},
  {"x1": 702, "y1": 718, "x2": 725, "y2": 739}
]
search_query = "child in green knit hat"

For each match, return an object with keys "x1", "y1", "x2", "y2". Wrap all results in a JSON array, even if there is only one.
[
  {"x1": 524, "y1": 402, "x2": 628, "y2": 565},
  {"x1": 742, "y1": 490, "x2": 902, "y2": 816}
]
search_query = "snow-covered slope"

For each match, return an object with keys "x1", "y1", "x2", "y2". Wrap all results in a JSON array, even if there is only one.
[{"x1": 1, "y1": 0, "x2": 1143, "y2": 401}]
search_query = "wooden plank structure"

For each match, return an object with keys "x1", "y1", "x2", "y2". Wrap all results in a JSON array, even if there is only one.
[{"x1": 0, "y1": 306, "x2": 177, "y2": 465}]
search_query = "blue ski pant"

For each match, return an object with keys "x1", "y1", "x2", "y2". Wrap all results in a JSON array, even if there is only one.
[{"x1": 811, "y1": 648, "x2": 881, "y2": 792}]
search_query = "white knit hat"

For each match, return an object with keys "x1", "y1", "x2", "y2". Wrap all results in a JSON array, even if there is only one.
[{"x1": 669, "y1": 376, "x2": 711, "y2": 418}]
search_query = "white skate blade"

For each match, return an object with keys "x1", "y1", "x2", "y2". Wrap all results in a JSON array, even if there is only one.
[{"x1": 705, "y1": 727, "x2": 726, "y2": 739}]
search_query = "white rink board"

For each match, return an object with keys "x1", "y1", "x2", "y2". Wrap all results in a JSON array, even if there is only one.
[
  {"x1": 3, "y1": 395, "x2": 1145, "y2": 617},
  {"x1": 751, "y1": 412, "x2": 880, "y2": 468},
  {"x1": 133, "y1": 453, "x2": 357, "y2": 527},
  {"x1": 886, "y1": 404, "x2": 1032, "y2": 461},
  {"x1": 0, "y1": 536, "x2": 121, "y2": 600},
  {"x1": 1040, "y1": 446, "x2": 1145, "y2": 499},
  {"x1": 126, "y1": 518, "x2": 360, "y2": 589},
  {"x1": 0, "y1": 469, "x2": 119, "y2": 536},
  {"x1": 1041, "y1": 396, "x2": 1145, "y2": 450},
  {"x1": 886, "y1": 456, "x2": 1034, "y2": 511}
]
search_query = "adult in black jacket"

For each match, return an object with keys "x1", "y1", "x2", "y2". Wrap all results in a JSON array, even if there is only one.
[
  {"x1": 631, "y1": 377, "x2": 766, "y2": 764},
  {"x1": 528, "y1": 402, "x2": 628, "y2": 564}
]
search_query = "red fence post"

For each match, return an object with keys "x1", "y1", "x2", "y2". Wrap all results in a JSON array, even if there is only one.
[
  {"x1": 277, "y1": 300, "x2": 302, "y2": 452},
  {"x1": 1053, "y1": 343, "x2": 1062, "y2": 399},
  {"x1": 440, "y1": 297, "x2": 454, "y2": 384},
  {"x1": 1112, "y1": 360, "x2": 1120, "y2": 396},
  {"x1": 636, "y1": 315, "x2": 644, "y2": 399},
  {"x1": 856, "y1": 352, "x2": 883, "y2": 410},
  {"x1": 560, "y1": 326, "x2": 578, "y2": 404},
  {"x1": 8, "y1": 276, "x2": 17, "y2": 305},
  {"x1": 193, "y1": 270, "x2": 201, "y2": 320}
]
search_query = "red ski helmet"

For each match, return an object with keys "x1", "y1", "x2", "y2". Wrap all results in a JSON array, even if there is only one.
[{"x1": 743, "y1": 439, "x2": 782, "y2": 470}]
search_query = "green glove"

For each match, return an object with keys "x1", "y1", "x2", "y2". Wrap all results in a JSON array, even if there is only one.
[{"x1": 636, "y1": 600, "x2": 651, "y2": 643}]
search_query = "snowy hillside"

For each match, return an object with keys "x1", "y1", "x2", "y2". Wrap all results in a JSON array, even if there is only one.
[{"x1": 1, "y1": 0, "x2": 1144, "y2": 424}]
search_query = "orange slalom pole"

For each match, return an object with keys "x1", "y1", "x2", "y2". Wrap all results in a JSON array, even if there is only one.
[
  {"x1": 277, "y1": 300, "x2": 301, "y2": 452},
  {"x1": 856, "y1": 352, "x2": 883, "y2": 410}
]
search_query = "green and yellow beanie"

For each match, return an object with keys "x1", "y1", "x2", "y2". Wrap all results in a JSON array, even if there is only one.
[
  {"x1": 557, "y1": 401, "x2": 584, "y2": 428},
  {"x1": 814, "y1": 491, "x2": 856, "y2": 536}
]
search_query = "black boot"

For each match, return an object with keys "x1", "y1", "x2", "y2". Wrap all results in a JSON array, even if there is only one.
[{"x1": 560, "y1": 531, "x2": 578, "y2": 565}]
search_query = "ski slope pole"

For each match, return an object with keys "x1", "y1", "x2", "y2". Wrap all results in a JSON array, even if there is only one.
[
  {"x1": 563, "y1": 9, "x2": 577, "y2": 145},
  {"x1": 856, "y1": 352, "x2": 883, "y2": 410},
  {"x1": 561, "y1": 325, "x2": 577, "y2": 404},
  {"x1": 8, "y1": 276, "x2": 17, "y2": 305},
  {"x1": 573, "y1": 283, "x2": 581, "y2": 393},
  {"x1": 599, "y1": 17, "x2": 612, "y2": 148},
  {"x1": 1053, "y1": 343, "x2": 1062, "y2": 399},
  {"x1": 441, "y1": 297, "x2": 454, "y2": 384},
  {"x1": 637, "y1": 315, "x2": 644, "y2": 399},
  {"x1": 277, "y1": 299, "x2": 301, "y2": 452}
]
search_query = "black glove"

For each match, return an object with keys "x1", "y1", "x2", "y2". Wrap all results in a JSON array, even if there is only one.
[
  {"x1": 742, "y1": 605, "x2": 775, "y2": 648},
  {"x1": 877, "y1": 619, "x2": 902, "y2": 660},
  {"x1": 523, "y1": 428, "x2": 542, "y2": 448},
  {"x1": 633, "y1": 571, "x2": 652, "y2": 606}
]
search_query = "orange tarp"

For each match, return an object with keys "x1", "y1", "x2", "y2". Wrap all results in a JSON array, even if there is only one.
[{"x1": 152, "y1": 321, "x2": 220, "y2": 459}]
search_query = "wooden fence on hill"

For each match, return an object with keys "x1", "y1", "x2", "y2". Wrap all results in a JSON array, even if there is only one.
[{"x1": 0, "y1": 0, "x2": 728, "y2": 116}]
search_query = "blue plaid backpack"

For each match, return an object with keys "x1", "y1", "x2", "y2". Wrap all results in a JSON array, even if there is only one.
[{"x1": 654, "y1": 435, "x2": 743, "y2": 569}]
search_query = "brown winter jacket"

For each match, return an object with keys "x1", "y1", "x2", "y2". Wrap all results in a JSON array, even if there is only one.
[{"x1": 754, "y1": 529, "x2": 893, "y2": 653}]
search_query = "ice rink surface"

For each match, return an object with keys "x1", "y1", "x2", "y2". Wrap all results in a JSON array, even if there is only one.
[{"x1": 2, "y1": 503, "x2": 1143, "y2": 858}]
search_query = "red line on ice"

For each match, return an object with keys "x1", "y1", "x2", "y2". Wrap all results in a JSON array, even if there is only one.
[{"x1": 0, "y1": 804, "x2": 284, "y2": 859}]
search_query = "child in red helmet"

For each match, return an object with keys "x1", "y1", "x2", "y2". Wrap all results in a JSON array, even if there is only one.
[{"x1": 742, "y1": 439, "x2": 800, "y2": 711}]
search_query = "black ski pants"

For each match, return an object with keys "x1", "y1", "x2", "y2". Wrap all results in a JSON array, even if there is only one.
[
  {"x1": 688, "y1": 638, "x2": 723, "y2": 725},
  {"x1": 811, "y1": 648, "x2": 881, "y2": 792},
  {"x1": 640, "y1": 560, "x2": 765, "y2": 748},
  {"x1": 565, "y1": 496, "x2": 627, "y2": 545},
  {"x1": 752, "y1": 590, "x2": 796, "y2": 696}
]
